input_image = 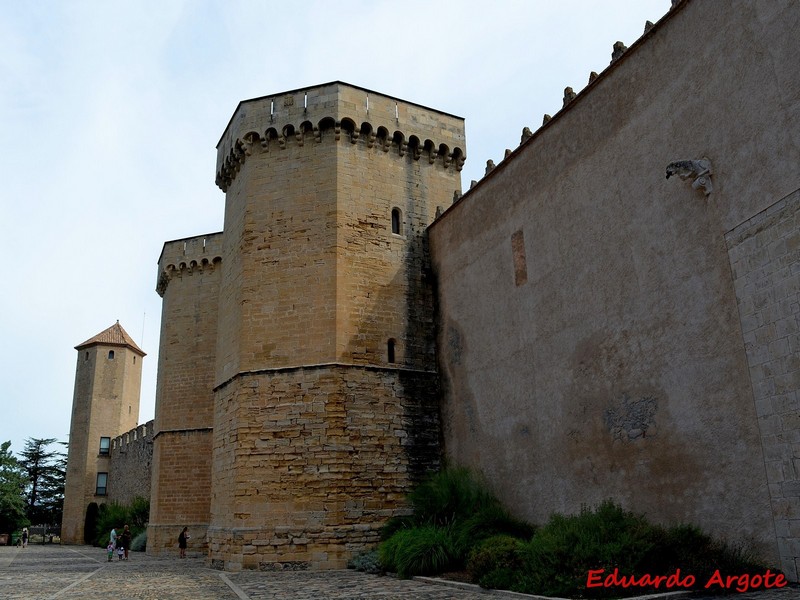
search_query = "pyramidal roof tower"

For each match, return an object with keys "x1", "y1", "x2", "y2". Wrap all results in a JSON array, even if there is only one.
[{"x1": 61, "y1": 322, "x2": 145, "y2": 544}]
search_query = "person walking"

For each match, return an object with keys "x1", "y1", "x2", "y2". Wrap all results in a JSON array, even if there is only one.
[
  {"x1": 21, "y1": 528, "x2": 28, "y2": 548},
  {"x1": 110, "y1": 527, "x2": 117, "y2": 553},
  {"x1": 120, "y1": 525, "x2": 132, "y2": 560},
  {"x1": 178, "y1": 527, "x2": 189, "y2": 558}
]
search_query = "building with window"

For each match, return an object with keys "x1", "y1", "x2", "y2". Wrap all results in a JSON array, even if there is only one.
[{"x1": 61, "y1": 321, "x2": 145, "y2": 544}]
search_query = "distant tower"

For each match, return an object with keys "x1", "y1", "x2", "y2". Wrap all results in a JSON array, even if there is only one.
[{"x1": 61, "y1": 322, "x2": 145, "y2": 544}]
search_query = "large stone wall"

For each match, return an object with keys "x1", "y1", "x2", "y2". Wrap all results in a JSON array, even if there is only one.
[
  {"x1": 429, "y1": 0, "x2": 799, "y2": 576},
  {"x1": 108, "y1": 421, "x2": 154, "y2": 506}
]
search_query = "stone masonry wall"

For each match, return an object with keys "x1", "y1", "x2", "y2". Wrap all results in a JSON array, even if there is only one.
[
  {"x1": 208, "y1": 82, "x2": 462, "y2": 570},
  {"x1": 149, "y1": 233, "x2": 222, "y2": 556},
  {"x1": 108, "y1": 421, "x2": 154, "y2": 506},
  {"x1": 430, "y1": 0, "x2": 798, "y2": 571},
  {"x1": 148, "y1": 429, "x2": 214, "y2": 556},
  {"x1": 725, "y1": 188, "x2": 800, "y2": 580},
  {"x1": 209, "y1": 365, "x2": 439, "y2": 571}
]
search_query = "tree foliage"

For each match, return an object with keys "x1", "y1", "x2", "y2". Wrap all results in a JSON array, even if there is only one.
[
  {"x1": 18, "y1": 438, "x2": 66, "y2": 526},
  {"x1": 0, "y1": 441, "x2": 28, "y2": 534},
  {"x1": 92, "y1": 498, "x2": 150, "y2": 547}
]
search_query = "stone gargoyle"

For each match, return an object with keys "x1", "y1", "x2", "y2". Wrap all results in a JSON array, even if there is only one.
[{"x1": 665, "y1": 158, "x2": 713, "y2": 196}]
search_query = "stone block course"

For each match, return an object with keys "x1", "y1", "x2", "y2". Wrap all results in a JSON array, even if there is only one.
[
  {"x1": 210, "y1": 365, "x2": 440, "y2": 570},
  {"x1": 726, "y1": 189, "x2": 800, "y2": 580}
]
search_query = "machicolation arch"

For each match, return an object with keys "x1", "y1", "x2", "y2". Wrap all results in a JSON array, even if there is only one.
[{"x1": 215, "y1": 114, "x2": 466, "y2": 192}]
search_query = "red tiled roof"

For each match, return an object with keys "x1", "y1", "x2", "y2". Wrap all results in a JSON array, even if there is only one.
[{"x1": 75, "y1": 321, "x2": 146, "y2": 355}]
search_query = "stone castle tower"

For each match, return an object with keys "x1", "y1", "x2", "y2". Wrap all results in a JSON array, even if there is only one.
[
  {"x1": 61, "y1": 322, "x2": 145, "y2": 543},
  {"x1": 147, "y1": 82, "x2": 466, "y2": 569}
]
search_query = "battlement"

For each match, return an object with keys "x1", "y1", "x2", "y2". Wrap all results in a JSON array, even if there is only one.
[
  {"x1": 111, "y1": 420, "x2": 154, "y2": 452},
  {"x1": 215, "y1": 81, "x2": 466, "y2": 192},
  {"x1": 108, "y1": 420, "x2": 154, "y2": 506},
  {"x1": 156, "y1": 232, "x2": 223, "y2": 297}
]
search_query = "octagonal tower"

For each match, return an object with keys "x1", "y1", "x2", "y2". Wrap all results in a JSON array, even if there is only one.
[{"x1": 209, "y1": 82, "x2": 465, "y2": 569}]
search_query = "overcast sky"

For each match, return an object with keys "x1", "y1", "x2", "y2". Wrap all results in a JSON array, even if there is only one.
[{"x1": 0, "y1": 0, "x2": 669, "y2": 456}]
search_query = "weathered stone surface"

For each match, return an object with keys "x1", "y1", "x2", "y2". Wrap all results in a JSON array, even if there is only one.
[{"x1": 429, "y1": 0, "x2": 800, "y2": 581}]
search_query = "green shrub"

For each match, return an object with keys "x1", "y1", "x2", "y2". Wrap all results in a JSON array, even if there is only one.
[
  {"x1": 407, "y1": 467, "x2": 499, "y2": 527},
  {"x1": 130, "y1": 531, "x2": 147, "y2": 552},
  {"x1": 516, "y1": 501, "x2": 658, "y2": 597},
  {"x1": 380, "y1": 514, "x2": 415, "y2": 541},
  {"x1": 499, "y1": 502, "x2": 772, "y2": 599},
  {"x1": 452, "y1": 504, "x2": 535, "y2": 560},
  {"x1": 379, "y1": 468, "x2": 536, "y2": 577},
  {"x1": 381, "y1": 481, "x2": 773, "y2": 598},
  {"x1": 644, "y1": 523, "x2": 766, "y2": 582},
  {"x1": 92, "y1": 498, "x2": 150, "y2": 547},
  {"x1": 467, "y1": 535, "x2": 525, "y2": 589},
  {"x1": 379, "y1": 527, "x2": 405, "y2": 573},
  {"x1": 379, "y1": 526, "x2": 456, "y2": 578},
  {"x1": 128, "y1": 497, "x2": 150, "y2": 533},
  {"x1": 94, "y1": 502, "x2": 129, "y2": 546},
  {"x1": 347, "y1": 550, "x2": 381, "y2": 574}
]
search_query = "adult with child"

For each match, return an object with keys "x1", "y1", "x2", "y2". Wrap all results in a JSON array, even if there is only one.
[{"x1": 120, "y1": 525, "x2": 132, "y2": 560}]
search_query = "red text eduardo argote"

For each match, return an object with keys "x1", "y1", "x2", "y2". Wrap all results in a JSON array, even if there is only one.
[{"x1": 586, "y1": 568, "x2": 787, "y2": 593}]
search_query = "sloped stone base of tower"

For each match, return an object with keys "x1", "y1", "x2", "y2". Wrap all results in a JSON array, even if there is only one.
[{"x1": 208, "y1": 365, "x2": 440, "y2": 571}]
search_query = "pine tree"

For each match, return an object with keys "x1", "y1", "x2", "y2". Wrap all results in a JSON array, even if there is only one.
[
  {"x1": 0, "y1": 441, "x2": 28, "y2": 534},
  {"x1": 18, "y1": 438, "x2": 66, "y2": 527}
]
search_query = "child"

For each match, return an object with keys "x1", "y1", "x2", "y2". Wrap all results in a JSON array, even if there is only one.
[
  {"x1": 117, "y1": 544, "x2": 124, "y2": 561},
  {"x1": 107, "y1": 542, "x2": 114, "y2": 562}
]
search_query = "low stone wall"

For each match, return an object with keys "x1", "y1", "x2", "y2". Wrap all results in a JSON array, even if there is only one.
[{"x1": 108, "y1": 420, "x2": 154, "y2": 506}]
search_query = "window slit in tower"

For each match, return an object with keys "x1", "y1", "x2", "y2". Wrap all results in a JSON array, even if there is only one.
[
  {"x1": 391, "y1": 208, "x2": 401, "y2": 235},
  {"x1": 388, "y1": 339, "x2": 396, "y2": 364}
]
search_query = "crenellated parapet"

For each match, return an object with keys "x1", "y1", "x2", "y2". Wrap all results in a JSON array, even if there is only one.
[
  {"x1": 111, "y1": 420, "x2": 154, "y2": 453},
  {"x1": 215, "y1": 81, "x2": 466, "y2": 192},
  {"x1": 156, "y1": 232, "x2": 223, "y2": 297}
]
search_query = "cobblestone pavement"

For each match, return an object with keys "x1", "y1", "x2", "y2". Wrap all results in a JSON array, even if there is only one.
[{"x1": 1, "y1": 545, "x2": 798, "y2": 600}]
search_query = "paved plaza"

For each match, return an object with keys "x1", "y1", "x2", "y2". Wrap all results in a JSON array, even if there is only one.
[{"x1": 1, "y1": 545, "x2": 798, "y2": 600}]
